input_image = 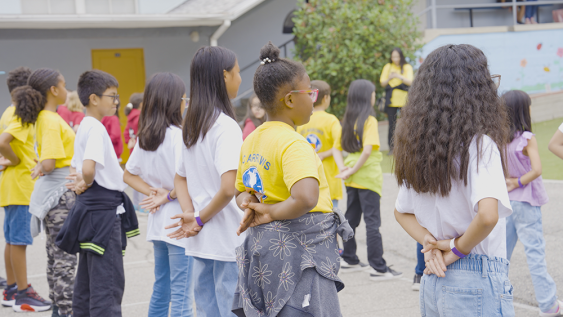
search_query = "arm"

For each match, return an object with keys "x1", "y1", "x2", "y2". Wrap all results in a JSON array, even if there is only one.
[
  {"x1": 332, "y1": 148, "x2": 347, "y2": 172},
  {"x1": 380, "y1": 64, "x2": 391, "y2": 87},
  {"x1": 454, "y1": 198, "x2": 499, "y2": 255},
  {"x1": 174, "y1": 173, "x2": 194, "y2": 213},
  {"x1": 507, "y1": 136, "x2": 542, "y2": 191},
  {"x1": 317, "y1": 149, "x2": 333, "y2": 161},
  {"x1": 0, "y1": 133, "x2": 20, "y2": 166},
  {"x1": 198, "y1": 170, "x2": 237, "y2": 223},
  {"x1": 336, "y1": 145, "x2": 372, "y2": 179},
  {"x1": 394, "y1": 210, "x2": 434, "y2": 245},
  {"x1": 73, "y1": 159, "x2": 96, "y2": 195},
  {"x1": 165, "y1": 173, "x2": 201, "y2": 239},
  {"x1": 123, "y1": 169, "x2": 152, "y2": 196},
  {"x1": 548, "y1": 129, "x2": 563, "y2": 160},
  {"x1": 31, "y1": 158, "x2": 56, "y2": 179}
]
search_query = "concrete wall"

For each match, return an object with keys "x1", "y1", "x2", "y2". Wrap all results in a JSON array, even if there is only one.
[{"x1": 531, "y1": 91, "x2": 563, "y2": 123}]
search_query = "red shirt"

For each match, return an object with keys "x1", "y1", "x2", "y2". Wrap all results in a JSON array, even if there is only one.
[
  {"x1": 57, "y1": 105, "x2": 72, "y2": 125},
  {"x1": 102, "y1": 116, "x2": 123, "y2": 159},
  {"x1": 70, "y1": 111, "x2": 85, "y2": 128},
  {"x1": 124, "y1": 108, "x2": 140, "y2": 153},
  {"x1": 242, "y1": 118, "x2": 257, "y2": 140}
]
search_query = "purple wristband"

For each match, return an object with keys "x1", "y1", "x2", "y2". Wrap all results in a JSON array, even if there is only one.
[
  {"x1": 450, "y1": 238, "x2": 467, "y2": 259},
  {"x1": 194, "y1": 211, "x2": 204, "y2": 227},
  {"x1": 167, "y1": 191, "x2": 175, "y2": 202},
  {"x1": 518, "y1": 177, "x2": 524, "y2": 188}
]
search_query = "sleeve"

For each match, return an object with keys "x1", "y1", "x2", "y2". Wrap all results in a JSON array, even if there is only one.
[
  {"x1": 242, "y1": 120, "x2": 255, "y2": 140},
  {"x1": 39, "y1": 126, "x2": 66, "y2": 161},
  {"x1": 469, "y1": 136, "x2": 512, "y2": 218},
  {"x1": 380, "y1": 64, "x2": 390, "y2": 86},
  {"x1": 175, "y1": 143, "x2": 187, "y2": 178},
  {"x1": 330, "y1": 117, "x2": 342, "y2": 149},
  {"x1": 282, "y1": 140, "x2": 320, "y2": 190},
  {"x1": 108, "y1": 118, "x2": 122, "y2": 146},
  {"x1": 125, "y1": 142, "x2": 141, "y2": 175},
  {"x1": 4, "y1": 117, "x2": 29, "y2": 143},
  {"x1": 559, "y1": 122, "x2": 563, "y2": 133},
  {"x1": 395, "y1": 184, "x2": 415, "y2": 214},
  {"x1": 214, "y1": 119, "x2": 243, "y2": 176},
  {"x1": 362, "y1": 116, "x2": 380, "y2": 150},
  {"x1": 235, "y1": 151, "x2": 245, "y2": 193},
  {"x1": 83, "y1": 129, "x2": 105, "y2": 167},
  {"x1": 403, "y1": 64, "x2": 414, "y2": 81}
]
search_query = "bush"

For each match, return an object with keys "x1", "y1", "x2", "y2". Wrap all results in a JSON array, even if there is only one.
[{"x1": 292, "y1": 0, "x2": 422, "y2": 119}]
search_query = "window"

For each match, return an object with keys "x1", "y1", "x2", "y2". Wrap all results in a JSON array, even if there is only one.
[
  {"x1": 85, "y1": 0, "x2": 136, "y2": 14},
  {"x1": 21, "y1": 0, "x2": 75, "y2": 14}
]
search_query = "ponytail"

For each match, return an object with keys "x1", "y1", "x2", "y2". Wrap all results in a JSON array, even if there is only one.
[{"x1": 12, "y1": 68, "x2": 61, "y2": 125}]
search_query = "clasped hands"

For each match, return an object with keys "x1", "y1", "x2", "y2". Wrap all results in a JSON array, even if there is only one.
[
  {"x1": 421, "y1": 234, "x2": 461, "y2": 278},
  {"x1": 236, "y1": 194, "x2": 274, "y2": 236}
]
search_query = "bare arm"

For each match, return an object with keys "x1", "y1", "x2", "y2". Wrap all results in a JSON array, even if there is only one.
[
  {"x1": 454, "y1": 198, "x2": 499, "y2": 255},
  {"x1": 548, "y1": 129, "x2": 563, "y2": 160},
  {"x1": 40, "y1": 159, "x2": 56, "y2": 175},
  {"x1": 336, "y1": 145, "x2": 372, "y2": 179},
  {"x1": 174, "y1": 173, "x2": 195, "y2": 214},
  {"x1": 81, "y1": 159, "x2": 96, "y2": 186},
  {"x1": 123, "y1": 169, "x2": 152, "y2": 196},
  {"x1": 0, "y1": 133, "x2": 20, "y2": 166},
  {"x1": 394, "y1": 210, "x2": 434, "y2": 245},
  {"x1": 333, "y1": 148, "x2": 347, "y2": 171},
  {"x1": 506, "y1": 136, "x2": 542, "y2": 191},
  {"x1": 198, "y1": 170, "x2": 237, "y2": 223},
  {"x1": 317, "y1": 149, "x2": 333, "y2": 161}
]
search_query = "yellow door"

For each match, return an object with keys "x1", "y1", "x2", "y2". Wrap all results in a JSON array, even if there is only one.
[{"x1": 91, "y1": 48, "x2": 145, "y2": 164}]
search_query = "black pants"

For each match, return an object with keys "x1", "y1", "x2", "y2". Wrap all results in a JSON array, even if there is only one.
[
  {"x1": 73, "y1": 217, "x2": 124, "y2": 317},
  {"x1": 342, "y1": 187, "x2": 387, "y2": 272},
  {"x1": 385, "y1": 106, "x2": 399, "y2": 151}
]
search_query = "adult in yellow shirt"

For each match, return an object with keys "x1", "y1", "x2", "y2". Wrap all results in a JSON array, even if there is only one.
[
  {"x1": 380, "y1": 48, "x2": 413, "y2": 156},
  {"x1": 297, "y1": 80, "x2": 343, "y2": 206}
]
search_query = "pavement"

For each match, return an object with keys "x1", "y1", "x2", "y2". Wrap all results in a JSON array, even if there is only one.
[{"x1": 1, "y1": 173, "x2": 562, "y2": 316}]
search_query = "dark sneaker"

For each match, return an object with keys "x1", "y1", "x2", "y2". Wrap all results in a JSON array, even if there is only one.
[
  {"x1": 0, "y1": 277, "x2": 7, "y2": 288},
  {"x1": 52, "y1": 305, "x2": 60, "y2": 317},
  {"x1": 339, "y1": 260, "x2": 370, "y2": 273},
  {"x1": 12, "y1": 286, "x2": 51, "y2": 312},
  {"x1": 368, "y1": 266, "x2": 403, "y2": 282},
  {"x1": 2, "y1": 285, "x2": 17, "y2": 307},
  {"x1": 412, "y1": 274, "x2": 422, "y2": 291}
]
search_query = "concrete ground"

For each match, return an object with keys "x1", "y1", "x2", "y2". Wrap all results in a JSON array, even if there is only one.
[{"x1": 1, "y1": 173, "x2": 562, "y2": 316}]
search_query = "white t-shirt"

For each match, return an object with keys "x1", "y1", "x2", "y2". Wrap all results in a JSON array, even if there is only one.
[
  {"x1": 176, "y1": 112, "x2": 245, "y2": 262},
  {"x1": 72, "y1": 116, "x2": 126, "y2": 192},
  {"x1": 395, "y1": 135, "x2": 512, "y2": 258},
  {"x1": 126, "y1": 126, "x2": 184, "y2": 248},
  {"x1": 558, "y1": 122, "x2": 563, "y2": 133}
]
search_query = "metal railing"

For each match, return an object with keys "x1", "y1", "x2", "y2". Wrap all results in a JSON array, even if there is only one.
[{"x1": 419, "y1": 0, "x2": 563, "y2": 28}]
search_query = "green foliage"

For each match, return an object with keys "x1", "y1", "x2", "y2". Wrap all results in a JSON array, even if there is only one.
[{"x1": 292, "y1": 0, "x2": 423, "y2": 119}]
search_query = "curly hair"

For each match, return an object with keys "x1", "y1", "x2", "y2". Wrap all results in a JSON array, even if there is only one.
[
  {"x1": 394, "y1": 44, "x2": 509, "y2": 196},
  {"x1": 11, "y1": 68, "x2": 61, "y2": 125},
  {"x1": 253, "y1": 41, "x2": 306, "y2": 115},
  {"x1": 7, "y1": 67, "x2": 32, "y2": 93}
]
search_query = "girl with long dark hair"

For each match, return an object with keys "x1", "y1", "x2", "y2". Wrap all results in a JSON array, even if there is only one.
[
  {"x1": 123, "y1": 72, "x2": 194, "y2": 317},
  {"x1": 333, "y1": 79, "x2": 401, "y2": 281},
  {"x1": 242, "y1": 93, "x2": 266, "y2": 140},
  {"x1": 393, "y1": 44, "x2": 515, "y2": 316},
  {"x1": 166, "y1": 46, "x2": 244, "y2": 316}
]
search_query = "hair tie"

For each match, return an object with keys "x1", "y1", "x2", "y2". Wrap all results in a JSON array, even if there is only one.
[{"x1": 260, "y1": 57, "x2": 275, "y2": 65}]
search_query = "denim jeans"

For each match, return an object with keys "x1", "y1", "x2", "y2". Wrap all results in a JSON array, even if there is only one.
[
  {"x1": 193, "y1": 257, "x2": 238, "y2": 317},
  {"x1": 415, "y1": 243, "x2": 425, "y2": 276},
  {"x1": 506, "y1": 200, "x2": 557, "y2": 312},
  {"x1": 420, "y1": 254, "x2": 514, "y2": 316},
  {"x1": 332, "y1": 199, "x2": 339, "y2": 208},
  {"x1": 525, "y1": 0, "x2": 538, "y2": 18},
  {"x1": 149, "y1": 241, "x2": 194, "y2": 317}
]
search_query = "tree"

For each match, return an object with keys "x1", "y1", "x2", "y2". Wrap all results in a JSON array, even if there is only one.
[{"x1": 292, "y1": 0, "x2": 422, "y2": 119}]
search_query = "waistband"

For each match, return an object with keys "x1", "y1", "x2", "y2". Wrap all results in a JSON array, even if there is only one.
[{"x1": 446, "y1": 254, "x2": 509, "y2": 277}]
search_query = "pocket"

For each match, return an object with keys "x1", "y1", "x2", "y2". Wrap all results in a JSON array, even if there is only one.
[
  {"x1": 441, "y1": 286, "x2": 483, "y2": 317},
  {"x1": 500, "y1": 280, "x2": 515, "y2": 317}
]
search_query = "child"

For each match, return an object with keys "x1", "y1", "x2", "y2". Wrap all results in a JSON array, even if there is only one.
[
  {"x1": 296, "y1": 80, "x2": 343, "y2": 207},
  {"x1": 124, "y1": 92, "x2": 143, "y2": 153},
  {"x1": 231, "y1": 42, "x2": 352, "y2": 317},
  {"x1": 102, "y1": 103, "x2": 123, "y2": 160},
  {"x1": 0, "y1": 66, "x2": 52, "y2": 312},
  {"x1": 241, "y1": 93, "x2": 266, "y2": 140},
  {"x1": 1, "y1": 67, "x2": 31, "y2": 135},
  {"x1": 164, "y1": 45, "x2": 244, "y2": 317},
  {"x1": 333, "y1": 79, "x2": 401, "y2": 281},
  {"x1": 123, "y1": 72, "x2": 194, "y2": 317},
  {"x1": 503, "y1": 90, "x2": 561, "y2": 316},
  {"x1": 393, "y1": 44, "x2": 515, "y2": 316},
  {"x1": 66, "y1": 91, "x2": 85, "y2": 132},
  {"x1": 11, "y1": 68, "x2": 77, "y2": 316},
  {"x1": 55, "y1": 69, "x2": 139, "y2": 317}
]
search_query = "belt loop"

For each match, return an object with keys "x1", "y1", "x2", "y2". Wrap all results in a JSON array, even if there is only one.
[{"x1": 481, "y1": 256, "x2": 488, "y2": 278}]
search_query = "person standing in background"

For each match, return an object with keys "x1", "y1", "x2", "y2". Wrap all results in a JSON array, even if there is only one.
[
  {"x1": 241, "y1": 93, "x2": 266, "y2": 140},
  {"x1": 124, "y1": 93, "x2": 143, "y2": 153},
  {"x1": 65, "y1": 91, "x2": 85, "y2": 133},
  {"x1": 102, "y1": 102, "x2": 123, "y2": 161}
]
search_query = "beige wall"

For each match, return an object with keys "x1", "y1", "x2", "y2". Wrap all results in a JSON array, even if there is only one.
[{"x1": 531, "y1": 91, "x2": 563, "y2": 123}]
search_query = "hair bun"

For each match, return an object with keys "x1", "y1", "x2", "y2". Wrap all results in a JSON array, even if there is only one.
[{"x1": 259, "y1": 41, "x2": 280, "y2": 63}]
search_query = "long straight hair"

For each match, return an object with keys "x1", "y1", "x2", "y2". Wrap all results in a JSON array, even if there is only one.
[
  {"x1": 341, "y1": 79, "x2": 376, "y2": 153},
  {"x1": 502, "y1": 90, "x2": 532, "y2": 142},
  {"x1": 137, "y1": 72, "x2": 185, "y2": 151},
  {"x1": 183, "y1": 46, "x2": 237, "y2": 148},
  {"x1": 389, "y1": 47, "x2": 407, "y2": 74},
  {"x1": 243, "y1": 94, "x2": 266, "y2": 128}
]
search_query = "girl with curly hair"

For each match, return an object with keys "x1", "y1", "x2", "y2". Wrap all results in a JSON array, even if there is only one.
[{"x1": 393, "y1": 44, "x2": 515, "y2": 316}]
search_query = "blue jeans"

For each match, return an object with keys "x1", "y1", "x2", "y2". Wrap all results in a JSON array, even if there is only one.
[
  {"x1": 193, "y1": 257, "x2": 238, "y2": 317},
  {"x1": 4, "y1": 205, "x2": 32, "y2": 245},
  {"x1": 149, "y1": 241, "x2": 194, "y2": 317},
  {"x1": 525, "y1": 0, "x2": 538, "y2": 18},
  {"x1": 506, "y1": 200, "x2": 557, "y2": 312},
  {"x1": 420, "y1": 254, "x2": 514, "y2": 316},
  {"x1": 415, "y1": 242, "x2": 425, "y2": 276},
  {"x1": 332, "y1": 199, "x2": 339, "y2": 208}
]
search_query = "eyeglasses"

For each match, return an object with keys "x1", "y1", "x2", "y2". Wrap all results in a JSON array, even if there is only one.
[
  {"x1": 491, "y1": 74, "x2": 501, "y2": 88},
  {"x1": 280, "y1": 89, "x2": 319, "y2": 103},
  {"x1": 98, "y1": 94, "x2": 120, "y2": 103}
]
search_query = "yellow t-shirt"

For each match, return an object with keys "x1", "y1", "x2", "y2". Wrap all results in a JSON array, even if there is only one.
[
  {"x1": 0, "y1": 106, "x2": 15, "y2": 134},
  {"x1": 236, "y1": 121, "x2": 333, "y2": 213},
  {"x1": 35, "y1": 110, "x2": 75, "y2": 168},
  {"x1": 0, "y1": 115, "x2": 36, "y2": 206},
  {"x1": 296, "y1": 110, "x2": 343, "y2": 200},
  {"x1": 380, "y1": 63, "x2": 413, "y2": 107}
]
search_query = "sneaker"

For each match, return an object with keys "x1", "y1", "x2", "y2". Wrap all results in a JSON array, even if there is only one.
[
  {"x1": 368, "y1": 266, "x2": 403, "y2": 282},
  {"x1": 540, "y1": 300, "x2": 563, "y2": 317},
  {"x1": 52, "y1": 305, "x2": 60, "y2": 317},
  {"x1": 12, "y1": 286, "x2": 51, "y2": 312},
  {"x1": 0, "y1": 277, "x2": 6, "y2": 289},
  {"x1": 339, "y1": 260, "x2": 370, "y2": 273},
  {"x1": 412, "y1": 274, "x2": 422, "y2": 291},
  {"x1": 1, "y1": 285, "x2": 17, "y2": 307}
]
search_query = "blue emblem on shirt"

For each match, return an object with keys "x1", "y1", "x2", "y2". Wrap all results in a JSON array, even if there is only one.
[
  {"x1": 306, "y1": 134, "x2": 322, "y2": 153},
  {"x1": 243, "y1": 166, "x2": 266, "y2": 202}
]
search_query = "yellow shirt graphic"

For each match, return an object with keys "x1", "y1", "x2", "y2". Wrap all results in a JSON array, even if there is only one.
[
  {"x1": 236, "y1": 121, "x2": 333, "y2": 213},
  {"x1": 0, "y1": 115, "x2": 36, "y2": 206},
  {"x1": 35, "y1": 110, "x2": 75, "y2": 168},
  {"x1": 296, "y1": 110, "x2": 343, "y2": 200},
  {"x1": 380, "y1": 63, "x2": 413, "y2": 107}
]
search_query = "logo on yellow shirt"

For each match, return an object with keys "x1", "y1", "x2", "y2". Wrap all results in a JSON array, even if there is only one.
[
  {"x1": 243, "y1": 166, "x2": 267, "y2": 202},
  {"x1": 305, "y1": 134, "x2": 321, "y2": 153}
]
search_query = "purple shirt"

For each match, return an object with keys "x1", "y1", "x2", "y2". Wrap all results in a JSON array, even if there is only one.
[{"x1": 507, "y1": 131, "x2": 549, "y2": 206}]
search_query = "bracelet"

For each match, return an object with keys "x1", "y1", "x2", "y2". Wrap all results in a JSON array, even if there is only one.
[
  {"x1": 167, "y1": 191, "x2": 175, "y2": 202},
  {"x1": 194, "y1": 210, "x2": 204, "y2": 227},
  {"x1": 450, "y1": 238, "x2": 467, "y2": 259},
  {"x1": 518, "y1": 177, "x2": 524, "y2": 188}
]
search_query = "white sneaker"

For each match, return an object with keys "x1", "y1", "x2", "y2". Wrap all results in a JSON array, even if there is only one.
[
  {"x1": 368, "y1": 266, "x2": 403, "y2": 282},
  {"x1": 540, "y1": 300, "x2": 563, "y2": 317},
  {"x1": 412, "y1": 274, "x2": 422, "y2": 291},
  {"x1": 339, "y1": 260, "x2": 370, "y2": 273}
]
